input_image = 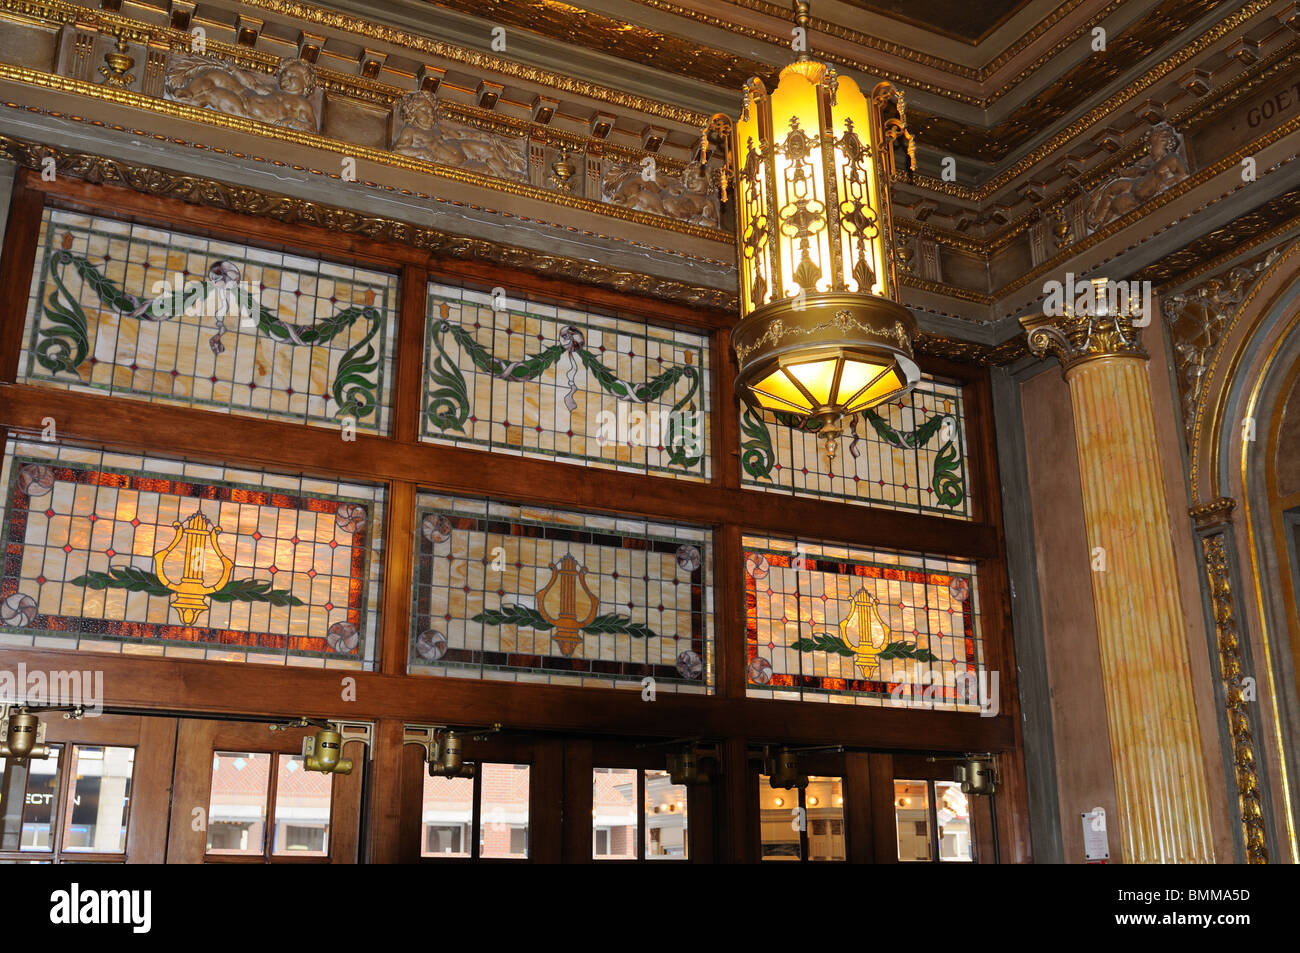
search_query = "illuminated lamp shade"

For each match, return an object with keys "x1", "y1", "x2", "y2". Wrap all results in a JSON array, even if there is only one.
[{"x1": 704, "y1": 0, "x2": 920, "y2": 461}]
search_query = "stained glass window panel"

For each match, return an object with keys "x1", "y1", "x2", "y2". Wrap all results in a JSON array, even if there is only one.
[
  {"x1": 740, "y1": 375, "x2": 971, "y2": 518},
  {"x1": 411, "y1": 493, "x2": 712, "y2": 692},
  {"x1": 0, "y1": 440, "x2": 383, "y2": 667},
  {"x1": 423, "y1": 283, "x2": 710, "y2": 480},
  {"x1": 19, "y1": 208, "x2": 397, "y2": 434},
  {"x1": 744, "y1": 533, "x2": 983, "y2": 709}
]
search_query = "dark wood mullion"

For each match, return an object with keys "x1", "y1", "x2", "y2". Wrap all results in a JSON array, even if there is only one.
[
  {"x1": 964, "y1": 368, "x2": 1033, "y2": 862},
  {"x1": 636, "y1": 768, "x2": 646, "y2": 861},
  {"x1": 0, "y1": 181, "x2": 45, "y2": 384},
  {"x1": 50, "y1": 742, "x2": 73, "y2": 862},
  {"x1": 393, "y1": 265, "x2": 431, "y2": 443},
  {"x1": 378, "y1": 480, "x2": 416, "y2": 676},
  {"x1": 264, "y1": 752, "x2": 283, "y2": 861},
  {"x1": 470, "y1": 765, "x2": 483, "y2": 860},
  {"x1": 0, "y1": 385, "x2": 1000, "y2": 560},
  {"x1": 711, "y1": 328, "x2": 740, "y2": 489}
]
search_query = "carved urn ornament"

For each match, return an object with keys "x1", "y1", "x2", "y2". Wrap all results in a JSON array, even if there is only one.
[{"x1": 704, "y1": 0, "x2": 920, "y2": 460}]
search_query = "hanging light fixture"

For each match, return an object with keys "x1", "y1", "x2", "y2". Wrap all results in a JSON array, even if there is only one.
[{"x1": 704, "y1": 0, "x2": 919, "y2": 461}]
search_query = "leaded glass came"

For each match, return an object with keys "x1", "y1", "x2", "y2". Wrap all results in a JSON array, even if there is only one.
[{"x1": 740, "y1": 375, "x2": 971, "y2": 518}]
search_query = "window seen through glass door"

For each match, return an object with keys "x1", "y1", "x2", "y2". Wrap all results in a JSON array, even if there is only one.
[{"x1": 593, "y1": 767, "x2": 687, "y2": 860}]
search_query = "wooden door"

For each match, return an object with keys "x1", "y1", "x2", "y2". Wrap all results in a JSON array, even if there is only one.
[
  {"x1": 165, "y1": 719, "x2": 363, "y2": 864},
  {"x1": 0, "y1": 713, "x2": 175, "y2": 863}
]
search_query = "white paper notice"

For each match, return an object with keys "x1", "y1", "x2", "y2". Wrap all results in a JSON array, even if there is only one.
[{"x1": 1082, "y1": 807, "x2": 1109, "y2": 862}]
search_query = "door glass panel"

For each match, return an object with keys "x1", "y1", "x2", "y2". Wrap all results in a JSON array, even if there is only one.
[
  {"x1": 206, "y1": 752, "x2": 272, "y2": 856},
  {"x1": 0, "y1": 746, "x2": 62, "y2": 852},
  {"x1": 63, "y1": 746, "x2": 134, "y2": 853},
  {"x1": 894, "y1": 779, "x2": 931, "y2": 861},
  {"x1": 478, "y1": 763, "x2": 529, "y2": 859},
  {"x1": 592, "y1": 768, "x2": 637, "y2": 859},
  {"x1": 758, "y1": 775, "x2": 801, "y2": 862},
  {"x1": 644, "y1": 769, "x2": 687, "y2": 860},
  {"x1": 421, "y1": 775, "x2": 472, "y2": 858},
  {"x1": 272, "y1": 754, "x2": 332, "y2": 857},
  {"x1": 806, "y1": 776, "x2": 845, "y2": 861},
  {"x1": 935, "y1": 780, "x2": 973, "y2": 862}
]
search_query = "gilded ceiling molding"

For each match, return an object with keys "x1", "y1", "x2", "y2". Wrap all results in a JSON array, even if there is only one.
[
  {"x1": 1160, "y1": 244, "x2": 1292, "y2": 447},
  {"x1": 0, "y1": 64, "x2": 729, "y2": 241},
  {"x1": 401, "y1": 0, "x2": 783, "y2": 95},
  {"x1": 989, "y1": 117, "x2": 1300, "y2": 300},
  {"x1": 913, "y1": 330, "x2": 1028, "y2": 366},
  {"x1": 0, "y1": 0, "x2": 712, "y2": 126},
  {"x1": 1137, "y1": 188, "x2": 1300, "y2": 288},
  {"x1": 0, "y1": 132, "x2": 741, "y2": 312},
  {"x1": 626, "y1": 0, "x2": 981, "y2": 98},
  {"x1": 0, "y1": 104, "x2": 729, "y2": 267},
  {"x1": 898, "y1": 272, "x2": 993, "y2": 306}
]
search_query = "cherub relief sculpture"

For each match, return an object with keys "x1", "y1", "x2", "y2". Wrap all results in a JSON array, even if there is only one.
[
  {"x1": 390, "y1": 91, "x2": 528, "y2": 182},
  {"x1": 165, "y1": 55, "x2": 321, "y2": 133},
  {"x1": 602, "y1": 160, "x2": 720, "y2": 228},
  {"x1": 1086, "y1": 122, "x2": 1190, "y2": 231}
]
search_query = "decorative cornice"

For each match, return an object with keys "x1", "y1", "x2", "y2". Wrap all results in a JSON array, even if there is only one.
[
  {"x1": 913, "y1": 330, "x2": 1028, "y2": 367},
  {"x1": 0, "y1": 0, "x2": 714, "y2": 125},
  {"x1": 0, "y1": 64, "x2": 730, "y2": 242},
  {"x1": 1138, "y1": 188, "x2": 1300, "y2": 289},
  {"x1": 0, "y1": 133, "x2": 740, "y2": 313}
]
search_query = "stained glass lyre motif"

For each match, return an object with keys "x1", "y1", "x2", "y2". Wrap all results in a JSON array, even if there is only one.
[
  {"x1": 0, "y1": 441, "x2": 383, "y2": 666},
  {"x1": 411, "y1": 493, "x2": 712, "y2": 691},
  {"x1": 744, "y1": 533, "x2": 983, "y2": 710},
  {"x1": 20, "y1": 208, "x2": 397, "y2": 434}
]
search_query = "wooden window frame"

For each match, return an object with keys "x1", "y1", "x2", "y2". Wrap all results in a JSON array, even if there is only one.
[{"x1": 0, "y1": 168, "x2": 1031, "y2": 862}]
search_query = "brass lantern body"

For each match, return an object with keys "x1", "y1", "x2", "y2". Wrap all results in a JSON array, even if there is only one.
[
  {"x1": 725, "y1": 52, "x2": 919, "y2": 434},
  {"x1": 0, "y1": 710, "x2": 51, "y2": 764}
]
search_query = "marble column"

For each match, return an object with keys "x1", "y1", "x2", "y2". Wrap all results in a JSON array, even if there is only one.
[{"x1": 1022, "y1": 296, "x2": 1216, "y2": 863}]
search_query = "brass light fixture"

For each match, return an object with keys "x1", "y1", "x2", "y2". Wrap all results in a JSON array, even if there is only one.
[
  {"x1": 270, "y1": 717, "x2": 373, "y2": 775},
  {"x1": 404, "y1": 723, "x2": 502, "y2": 778},
  {"x1": 762, "y1": 745, "x2": 808, "y2": 790},
  {"x1": 0, "y1": 707, "x2": 51, "y2": 765},
  {"x1": 665, "y1": 741, "x2": 720, "y2": 785},
  {"x1": 705, "y1": 0, "x2": 919, "y2": 461}
]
